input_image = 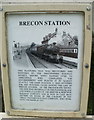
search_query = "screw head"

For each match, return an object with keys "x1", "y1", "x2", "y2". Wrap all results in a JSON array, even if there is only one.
[
  {"x1": 86, "y1": 6, "x2": 91, "y2": 11},
  {"x1": 7, "y1": 111, "x2": 10, "y2": 115},
  {"x1": 81, "y1": 113, "x2": 86, "y2": 117},
  {"x1": 85, "y1": 63, "x2": 89, "y2": 68},
  {"x1": 87, "y1": 25, "x2": 90, "y2": 30},
  {"x1": 3, "y1": 64, "x2": 6, "y2": 67}
]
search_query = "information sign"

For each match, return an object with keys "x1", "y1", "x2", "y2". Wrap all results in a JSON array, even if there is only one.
[{"x1": 1, "y1": 3, "x2": 92, "y2": 117}]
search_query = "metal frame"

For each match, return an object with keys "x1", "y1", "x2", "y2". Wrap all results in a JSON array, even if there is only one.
[{"x1": 0, "y1": 3, "x2": 92, "y2": 118}]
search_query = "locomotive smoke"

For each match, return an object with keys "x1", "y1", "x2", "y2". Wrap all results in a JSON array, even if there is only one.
[{"x1": 19, "y1": 20, "x2": 70, "y2": 26}]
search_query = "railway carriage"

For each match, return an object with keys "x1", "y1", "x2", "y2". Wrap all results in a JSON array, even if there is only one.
[{"x1": 59, "y1": 47, "x2": 78, "y2": 58}]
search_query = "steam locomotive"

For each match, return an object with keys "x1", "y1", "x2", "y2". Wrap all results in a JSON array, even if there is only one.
[{"x1": 26, "y1": 43, "x2": 78, "y2": 64}]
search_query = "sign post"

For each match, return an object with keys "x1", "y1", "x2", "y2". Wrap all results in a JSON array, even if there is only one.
[{"x1": 1, "y1": 2, "x2": 93, "y2": 118}]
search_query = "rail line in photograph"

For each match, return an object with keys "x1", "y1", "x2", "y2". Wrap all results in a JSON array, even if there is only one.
[{"x1": 26, "y1": 52, "x2": 47, "y2": 68}]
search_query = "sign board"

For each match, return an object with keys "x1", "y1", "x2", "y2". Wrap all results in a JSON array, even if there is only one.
[{"x1": 1, "y1": 3, "x2": 92, "y2": 118}]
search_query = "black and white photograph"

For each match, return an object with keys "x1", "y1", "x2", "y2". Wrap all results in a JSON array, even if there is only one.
[{"x1": 12, "y1": 28, "x2": 78, "y2": 69}]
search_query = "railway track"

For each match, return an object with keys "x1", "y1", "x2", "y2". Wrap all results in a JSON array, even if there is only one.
[
  {"x1": 63, "y1": 60, "x2": 77, "y2": 69},
  {"x1": 26, "y1": 51, "x2": 47, "y2": 68},
  {"x1": 62, "y1": 63, "x2": 76, "y2": 69},
  {"x1": 54, "y1": 63, "x2": 76, "y2": 69}
]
